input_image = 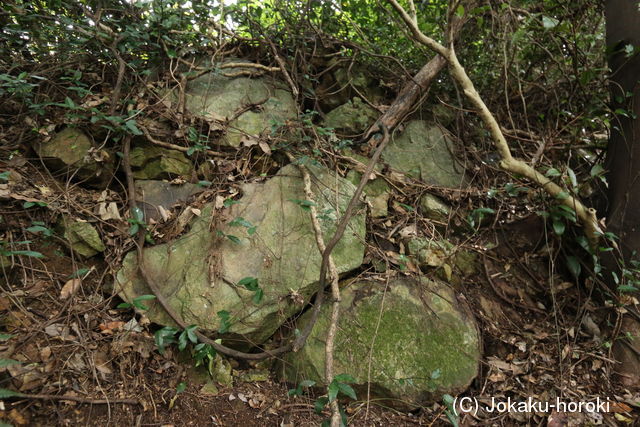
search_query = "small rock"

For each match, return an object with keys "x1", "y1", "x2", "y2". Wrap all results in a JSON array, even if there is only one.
[
  {"x1": 419, "y1": 193, "x2": 451, "y2": 222},
  {"x1": 60, "y1": 217, "x2": 106, "y2": 257}
]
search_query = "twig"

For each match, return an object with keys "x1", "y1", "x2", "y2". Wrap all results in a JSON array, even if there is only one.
[
  {"x1": 267, "y1": 40, "x2": 299, "y2": 98},
  {"x1": 7, "y1": 392, "x2": 139, "y2": 405}
]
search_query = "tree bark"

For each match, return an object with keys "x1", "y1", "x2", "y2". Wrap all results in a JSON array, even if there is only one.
[{"x1": 604, "y1": 0, "x2": 640, "y2": 388}]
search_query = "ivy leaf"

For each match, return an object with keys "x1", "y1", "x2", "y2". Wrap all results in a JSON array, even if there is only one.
[
  {"x1": 185, "y1": 325, "x2": 198, "y2": 343},
  {"x1": 565, "y1": 256, "x2": 581, "y2": 278},
  {"x1": 252, "y1": 288, "x2": 264, "y2": 304}
]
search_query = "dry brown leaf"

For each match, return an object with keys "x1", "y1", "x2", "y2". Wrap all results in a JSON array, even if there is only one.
[
  {"x1": 99, "y1": 321, "x2": 125, "y2": 334},
  {"x1": 97, "y1": 202, "x2": 122, "y2": 221},
  {"x1": 39, "y1": 346, "x2": 51, "y2": 362},
  {"x1": 8, "y1": 408, "x2": 28, "y2": 426},
  {"x1": 94, "y1": 351, "x2": 113, "y2": 375},
  {"x1": 60, "y1": 278, "x2": 81, "y2": 300},
  {"x1": 258, "y1": 141, "x2": 272, "y2": 155}
]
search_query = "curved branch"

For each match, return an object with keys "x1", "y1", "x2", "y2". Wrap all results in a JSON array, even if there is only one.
[{"x1": 386, "y1": 0, "x2": 602, "y2": 245}]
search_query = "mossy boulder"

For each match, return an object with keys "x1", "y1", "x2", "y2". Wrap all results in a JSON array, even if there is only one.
[
  {"x1": 185, "y1": 63, "x2": 297, "y2": 147},
  {"x1": 278, "y1": 278, "x2": 480, "y2": 409},
  {"x1": 116, "y1": 163, "x2": 366, "y2": 345},
  {"x1": 382, "y1": 121, "x2": 466, "y2": 188},
  {"x1": 323, "y1": 97, "x2": 378, "y2": 135},
  {"x1": 35, "y1": 128, "x2": 112, "y2": 186},
  {"x1": 346, "y1": 170, "x2": 390, "y2": 218},
  {"x1": 129, "y1": 144, "x2": 193, "y2": 179}
]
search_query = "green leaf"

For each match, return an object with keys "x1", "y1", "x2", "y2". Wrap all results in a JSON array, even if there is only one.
[
  {"x1": 26, "y1": 225, "x2": 51, "y2": 235},
  {"x1": 334, "y1": 373, "x2": 355, "y2": 383},
  {"x1": 566, "y1": 256, "x2": 581, "y2": 278},
  {"x1": 223, "y1": 198, "x2": 239, "y2": 207},
  {"x1": 542, "y1": 16, "x2": 559, "y2": 29},
  {"x1": 117, "y1": 302, "x2": 133, "y2": 309},
  {"x1": 238, "y1": 277, "x2": 259, "y2": 291},
  {"x1": 185, "y1": 325, "x2": 198, "y2": 343},
  {"x1": 314, "y1": 396, "x2": 329, "y2": 414},
  {"x1": 337, "y1": 383, "x2": 357, "y2": 400},
  {"x1": 455, "y1": 4, "x2": 464, "y2": 17},
  {"x1": 0, "y1": 334, "x2": 14, "y2": 341},
  {"x1": 552, "y1": 220, "x2": 565, "y2": 236},
  {"x1": 328, "y1": 382, "x2": 339, "y2": 402},
  {"x1": 0, "y1": 359, "x2": 21, "y2": 368},
  {"x1": 300, "y1": 380, "x2": 316, "y2": 388},
  {"x1": 176, "y1": 382, "x2": 186, "y2": 393},
  {"x1": 590, "y1": 164, "x2": 605, "y2": 177},
  {"x1": 125, "y1": 119, "x2": 143, "y2": 135},
  {"x1": 252, "y1": 288, "x2": 264, "y2": 304},
  {"x1": 132, "y1": 206, "x2": 145, "y2": 223},
  {"x1": 229, "y1": 217, "x2": 252, "y2": 228},
  {"x1": 217, "y1": 310, "x2": 231, "y2": 334},
  {"x1": 9, "y1": 250, "x2": 44, "y2": 258},
  {"x1": 69, "y1": 268, "x2": 90, "y2": 279},
  {"x1": 155, "y1": 326, "x2": 179, "y2": 354},
  {"x1": 0, "y1": 171, "x2": 10, "y2": 181},
  {"x1": 289, "y1": 199, "x2": 316, "y2": 211},
  {"x1": 226, "y1": 234, "x2": 241, "y2": 244},
  {"x1": 618, "y1": 285, "x2": 639, "y2": 293},
  {"x1": 178, "y1": 330, "x2": 188, "y2": 351},
  {"x1": 545, "y1": 168, "x2": 561, "y2": 178},
  {"x1": 129, "y1": 223, "x2": 140, "y2": 236},
  {"x1": 0, "y1": 388, "x2": 24, "y2": 398}
]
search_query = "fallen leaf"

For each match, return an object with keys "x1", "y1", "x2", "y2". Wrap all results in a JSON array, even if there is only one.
[
  {"x1": 97, "y1": 202, "x2": 122, "y2": 221},
  {"x1": 8, "y1": 408, "x2": 28, "y2": 425},
  {"x1": 60, "y1": 279, "x2": 81, "y2": 300},
  {"x1": 258, "y1": 141, "x2": 272, "y2": 155},
  {"x1": 99, "y1": 321, "x2": 125, "y2": 334},
  {"x1": 40, "y1": 346, "x2": 51, "y2": 362}
]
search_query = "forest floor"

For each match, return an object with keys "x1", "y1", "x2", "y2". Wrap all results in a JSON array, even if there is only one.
[{"x1": 1, "y1": 152, "x2": 639, "y2": 427}]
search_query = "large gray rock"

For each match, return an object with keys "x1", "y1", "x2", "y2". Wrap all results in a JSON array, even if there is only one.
[
  {"x1": 185, "y1": 63, "x2": 297, "y2": 147},
  {"x1": 278, "y1": 278, "x2": 480, "y2": 409},
  {"x1": 116, "y1": 164, "x2": 366, "y2": 344},
  {"x1": 35, "y1": 128, "x2": 112, "y2": 185},
  {"x1": 382, "y1": 121, "x2": 466, "y2": 187}
]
